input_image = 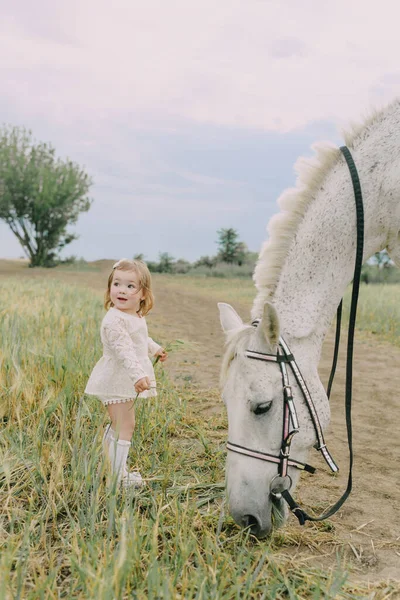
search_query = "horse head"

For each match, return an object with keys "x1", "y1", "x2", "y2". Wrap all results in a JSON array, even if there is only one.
[{"x1": 218, "y1": 301, "x2": 330, "y2": 538}]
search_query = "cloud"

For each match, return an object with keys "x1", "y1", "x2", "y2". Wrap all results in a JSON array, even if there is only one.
[
  {"x1": 268, "y1": 38, "x2": 308, "y2": 59},
  {"x1": 1, "y1": 0, "x2": 400, "y2": 262},
  {"x1": 1, "y1": 0, "x2": 400, "y2": 132}
]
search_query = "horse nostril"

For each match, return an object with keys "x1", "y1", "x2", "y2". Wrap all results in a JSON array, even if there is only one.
[{"x1": 242, "y1": 514, "x2": 261, "y2": 534}]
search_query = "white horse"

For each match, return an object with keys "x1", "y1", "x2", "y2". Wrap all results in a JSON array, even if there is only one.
[{"x1": 218, "y1": 100, "x2": 400, "y2": 538}]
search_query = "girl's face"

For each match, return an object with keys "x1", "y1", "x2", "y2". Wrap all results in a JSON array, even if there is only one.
[{"x1": 110, "y1": 269, "x2": 144, "y2": 315}]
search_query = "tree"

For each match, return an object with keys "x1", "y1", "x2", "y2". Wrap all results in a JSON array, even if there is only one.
[
  {"x1": 157, "y1": 252, "x2": 175, "y2": 273},
  {"x1": 235, "y1": 242, "x2": 248, "y2": 266},
  {"x1": 0, "y1": 126, "x2": 92, "y2": 267},
  {"x1": 216, "y1": 228, "x2": 246, "y2": 264}
]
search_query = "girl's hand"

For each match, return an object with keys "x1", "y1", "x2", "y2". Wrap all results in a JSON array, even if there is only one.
[
  {"x1": 135, "y1": 376, "x2": 151, "y2": 393},
  {"x1": 155, "y1": 348, "x2": 168, "y2": 363}
]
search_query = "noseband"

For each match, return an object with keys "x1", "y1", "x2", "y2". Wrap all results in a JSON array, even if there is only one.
[{"x1": 226, "y1": 146, "x2": 364, "y2": 525}]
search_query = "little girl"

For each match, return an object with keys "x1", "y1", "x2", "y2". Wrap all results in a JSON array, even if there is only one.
[{"x1": 85, "y1": 258, "x2": 167, "y2": 488}]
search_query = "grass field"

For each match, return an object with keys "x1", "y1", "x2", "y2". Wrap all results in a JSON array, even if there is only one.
[{"x1": 1, "y1": 277, "x2": 399, "y2": 598}]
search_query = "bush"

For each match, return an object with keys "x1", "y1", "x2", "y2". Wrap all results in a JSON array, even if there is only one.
[
  {"x1": 194, "y1": 255, "x2": 217, "y2": 269},
  {"x1": 190, "y1": 261, "x2": 255, "y2": 278},
  {"x1": 172, "y1": 259, "x2": 191, "y2": 274},
  {"x1": 361, "y1": 264, "x2": 400, "y2": 284},
  {"x1": 143, "y1": 249, "x2": 258, "y2": 278}
]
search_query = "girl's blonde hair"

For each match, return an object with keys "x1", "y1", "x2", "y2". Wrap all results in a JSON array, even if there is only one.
[{"x1": 104, "y1": 258, "x2": 154, "y2": 315}]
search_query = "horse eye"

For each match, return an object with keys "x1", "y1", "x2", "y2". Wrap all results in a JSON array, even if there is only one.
[{"x1": 253, "y1": 401, "x2": 272, "y2": 416}]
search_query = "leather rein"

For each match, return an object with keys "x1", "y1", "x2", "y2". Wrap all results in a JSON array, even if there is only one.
[{"x1": 227, "y1": 146, "x2": 364, "y2": 525}]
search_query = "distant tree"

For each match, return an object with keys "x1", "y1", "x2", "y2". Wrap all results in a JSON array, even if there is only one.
[
  {"x1": 133, "y1": 253, "x2": 145, "y2": 261},
  {"x1": 245, "y1": 251, "x2": 259, "y2": 265},
  {"x1": 146, "y1": 260, "x2": 159, "y2": 273},
  {"x1": 216, "y1": 228, "x2": 246, "y2": 264},
  {"x1": 0, "y1": 126, "x2": 92, "y2": 267},
  {"x1": 235, "y1": 242, "x2": 248, "y2": 266},
  {"x1": 157, "y1": 252, "x2": 175, "y2": 273}
]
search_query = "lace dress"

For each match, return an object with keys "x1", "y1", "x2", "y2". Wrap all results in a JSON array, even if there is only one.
[{"x1": 85, "y1": 307, "x2": 161, "y2": 405}]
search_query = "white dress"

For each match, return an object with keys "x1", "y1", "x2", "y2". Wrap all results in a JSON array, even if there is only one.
[{"x1": 85, "y1": 307, "x2": 161, "y2": 405}]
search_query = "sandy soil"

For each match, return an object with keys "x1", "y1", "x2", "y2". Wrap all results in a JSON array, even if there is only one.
[
  {"x1": 151, "y1": 276, "x2": 400, "y2": 587},
  {"x1": 1, "y1": 260, "x2": 399, "y2": 587}
]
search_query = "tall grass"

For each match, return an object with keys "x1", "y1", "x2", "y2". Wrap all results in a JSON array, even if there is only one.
[
  {"x1": 0, "y1": 279, "x2": 396, "y2": 598},
  {"x1": 342, "y1": 284, "x2": 400, "y2": 346}
]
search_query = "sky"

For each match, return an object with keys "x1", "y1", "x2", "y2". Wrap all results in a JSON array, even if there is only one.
[{"x1": 1, "y1": 0, "x2": 400, "y2": 262}]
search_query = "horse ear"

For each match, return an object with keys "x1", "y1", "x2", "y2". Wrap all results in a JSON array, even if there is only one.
[
  {"x1": 218, "y1": 303, "x2": 243, "y2": 333},
  {"x1": 258, "y1": 302, "x2": 280, "y2": 349}
]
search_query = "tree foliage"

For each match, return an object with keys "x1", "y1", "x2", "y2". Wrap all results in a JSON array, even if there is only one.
[
  {"x1": 0, "y1": 126, "x2": 93, "y2": 267},
  {"x1": 216, "y1": 228, "x2": 247, "y2": 264},
  {"x1": 157, "y1": 252, "x2": 175, "y2": 273}
]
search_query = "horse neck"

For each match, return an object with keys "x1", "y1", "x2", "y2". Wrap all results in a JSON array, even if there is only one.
[{"x1": 254, "y1": 143, "x2": 398, "y2": 362}]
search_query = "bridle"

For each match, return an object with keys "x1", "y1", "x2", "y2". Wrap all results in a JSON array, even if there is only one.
[
  {"x1": 226, "y1": 146, "x2": 364, "y2": 525},
  {"x1": 229, "y1": 331, "x2": 339, "y2": 525}
]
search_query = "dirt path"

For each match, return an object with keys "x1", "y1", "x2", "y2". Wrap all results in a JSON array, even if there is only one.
[
  {"x1": 1, "y1": 261, "x2": 400, "y2": 585},
  {"x1": 151, "y1": 277, "x2": 400, "y2": 585}
]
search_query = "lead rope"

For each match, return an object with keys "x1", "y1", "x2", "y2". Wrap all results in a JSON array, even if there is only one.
[
  {"x1": 327, "y1": 300, "x2": 343, "y2": 400},
  {"x1": 281, "y1": 145, "x2": 364, "y2": 524}
]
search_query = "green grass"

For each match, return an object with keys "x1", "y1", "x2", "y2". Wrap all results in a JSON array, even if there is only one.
[
  {"x1": 0, "y1": 279, "x2": 398, "y2": 598},
  {"x1": 342, "y1": 284, "x2": 400, "y2": 346}
]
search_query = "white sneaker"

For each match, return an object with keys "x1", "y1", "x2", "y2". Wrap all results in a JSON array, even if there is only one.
[{"x1": 121, "y1": 470, "x2": 145, "y2": 489}]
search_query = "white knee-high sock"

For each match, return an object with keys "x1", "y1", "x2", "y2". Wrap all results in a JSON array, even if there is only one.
[
  {"x1": 103, "y1": 426, "x2": 131, "y2": 483},
  {"x1": 108, "y1": 438, "x2": 131, "y2": 483},
  {"x1": 102, "y1": 426, "x2": 143, "y2": 488}
]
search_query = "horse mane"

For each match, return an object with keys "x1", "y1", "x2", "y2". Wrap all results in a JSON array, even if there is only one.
[
  {"x1": 251, "y1": 98, "x2": 400, "y2": 320},
  {"x1": 343, "y1": 98, "x2": 400, "y2": 148},
  {"x1": 251, "y1": 143, "x2": 340, "y2": 318}
]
